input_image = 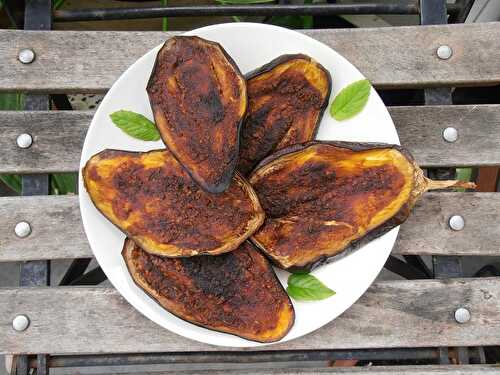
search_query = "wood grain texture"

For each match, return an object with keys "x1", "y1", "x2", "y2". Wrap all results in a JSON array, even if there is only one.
[
  {"x1": 0, "y1": 111, "x2": 89, "y2": 173},
  {"x1": 392, "y1": 105, "x2": 500, "y2": 167},
  {"x1": 115, "y1": 366, "x2": 500, "y2": 375},
  {"x1": 0, "y1": 195, "x2": 89, "y2": 261},
  {"x1": 0, "y1": 23, "x2": 499, "y2": 92},
  {"x1": 1, "y1": 278, "x2": 499, "y2": 354},
  {"x1": 1, "y1": 104, "x2": 499, "y2": 174},
  {"x1": 0, "y1": 192, "x2": 498, "y2": 260}
]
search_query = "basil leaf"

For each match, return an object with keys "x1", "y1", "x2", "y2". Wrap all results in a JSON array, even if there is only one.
[
  {"x1": 110, "y1": 110, "x2": 160, "y2": 141},
  {"x1": 0, "y1": 174, "x2": 22, "y2": 193},
  {"x1": 215, "y1": 0, "x2": 274, "y2": 4},
  {"x1": 286, "y1": 273, "x2": 335, "y2": 301},
  {"x1": 330, "y1": 79, "x2": 371, "y2": 121}
]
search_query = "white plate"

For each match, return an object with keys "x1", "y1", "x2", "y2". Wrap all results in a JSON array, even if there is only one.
[{"x1": 79, "y1": 23, "x2": 399, "y2": 348}]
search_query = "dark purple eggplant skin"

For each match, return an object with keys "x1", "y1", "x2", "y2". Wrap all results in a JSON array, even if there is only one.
[
  {"x1": 237, "y1": 54, "x2": 332, "y2": 176},
  {"x1": 249, "y1": 141, "x2": 416, "y2": 272},
  {"x1": 122, "y1": 239, "x2": 295, "y2": 343},
  {"x1": 146, "y1": 36, "x2": 247, "y2": 194}
]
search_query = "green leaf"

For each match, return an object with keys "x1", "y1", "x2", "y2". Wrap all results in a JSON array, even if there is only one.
[
  {"x1": 110, "y1": 110, "x2": 160, "y2": 142},
  {"x1": 455, "y1": 168, "x2": 472, "y2": 192},
  {"x1": 51, "y1": 173, "x2": 77, "y2": 195},
  {"x1": 54, "y1": 0, "x2": 66, "y2": 10},
  {"x1": 215, "y1": 0, "x2": 274, "y2": 4},
  {"x1": 0, "y1": 175, "x2": 22, "y2": 193},
  {"x1": 0, "y1": 93, "x2": 24, "y2": 110},
  {"x1": 330, "y1": 79, "x2": 371, "y2": 121},
  {"x1": 161, "y1": 0, "x2": 168, "y2": 31},
  {"x1": 286, "y1": 273, "x2": 335, "y2": 301}
]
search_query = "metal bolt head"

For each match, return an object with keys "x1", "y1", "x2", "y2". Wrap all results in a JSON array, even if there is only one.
[
  {"x1": 437, "y1": 45, "x2": 453, "y2": 60},
  {"x1": 454, "y1": 307, "x2": 471, "y2": 324},
  {"x1": 12, "y1": 315, "x2": 30, "y2": 331},
  {"x1": 18, "y1": 49, "x2": 35, "y2": 64},
  {"x1": 16, "y1": 133, "x2": 33, "y2": 149},
  {"x1": 449, "y1": 215, "x2": 465, "y2": 231},
  {"x1": 442, "y1": 127, "x2": 458, "y2": 143},
  {"x1": 14, "y1": 221, "x2": 31, "y2": 238}
]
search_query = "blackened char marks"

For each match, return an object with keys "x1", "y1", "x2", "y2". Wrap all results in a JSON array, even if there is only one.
[
  {"x1": 238, "y1": 60, "x2": 326, "y2": 175},
  {"x1": 130, "y1": 242, "x2": 290, "y2": 335},
  {"x1": 109, "y1": 155, "x2": 253, "y2": 251},
  {"x1": 146, "y1": 36, "x2": 246, "y2": 192},
  {"x1": 180, "y1": 251, "x2": 244, "y2": 300},
  {"x1": 254, "y1": 159, "x2": 405, "y2": 226}
]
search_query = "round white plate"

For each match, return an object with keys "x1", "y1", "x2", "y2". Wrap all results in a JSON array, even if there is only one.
[{"x1": 79, "y1": 23, "x2": 399, "y2": 348}]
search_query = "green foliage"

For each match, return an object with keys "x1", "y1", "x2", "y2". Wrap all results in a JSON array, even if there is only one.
[
  {"x1": 0, "y1": 175, "x2": 22, "y2": 193},
  {"x1": 286, "y1": 273, "x2": 335, "y2": 301},
  {"x1": 161, "y1": 0, "x2": 168, "y2": 31},
  {"x1": 330, "y1": 79, "x2": 371, "y2": 121},
  {"x1": 50, "y1": 173, "x2": 77, "y2": 195},
  {"x1": 110, "y1": 110, "x2": 161, "y2": 141}
]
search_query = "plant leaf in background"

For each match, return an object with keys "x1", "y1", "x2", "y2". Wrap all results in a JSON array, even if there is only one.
[
  {"x1": 330, "y1": 79, "x2": 371, "y2": 121},
  {"x1": 286, "y1": 273, "x2": 335, "y2": 301},
  {"x1": 0, "y1": 93, "x2": 25, "y2": 194},
  {"x1": 161, "y1": 0, "x2": 168, "y2": 31},
  {"x1": 455, "y1": 168, "x2": 473, "y2": 192},
  {"x1": 269, "y1": 0, "x2": 313, "y2": 29},
  {"x1": 0, "y1": 175, "x2": 21, "y2": 193},
  {"x1": 215, "y1": 0, "x2": 275, "y2": 22},
  {"x1": 110, "y1": 110, "x2": 161, "y2": 142},
  {"x1": 53, "y1": 0, "x2": 66, "y2": 9},
  {"x1": 50, "y1": 173, "x2": 77, "y2": 195},
  {"x1": 215, "y1": 0, "x2": 275, "y2": 4}
]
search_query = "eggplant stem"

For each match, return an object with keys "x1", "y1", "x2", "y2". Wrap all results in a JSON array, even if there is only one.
[{"x1": 425, "y1": 178, "x2": 476, "y2": 191}]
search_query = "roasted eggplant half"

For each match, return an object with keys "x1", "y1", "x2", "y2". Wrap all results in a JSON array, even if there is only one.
[
  {"x1": 83, "y1": 149, "x2": 264, "y2": 257},
  {"x1": 146, "y1": 36, "x2": 247, "y2": 193},
  {"x1": 249, "y1": 141, "x2": 475, "y2": 271},
  {"x1": 237, "y1": 54, "x2": 331, "y2": 175},
  {"x1": 123, "y1": 238, "x2": 294, "y2": 343}
]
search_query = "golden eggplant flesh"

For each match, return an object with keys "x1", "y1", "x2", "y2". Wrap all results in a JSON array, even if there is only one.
[
  {"x1": 83, "y1": 149, "x2": 264, "y2": 257},
  {"x1": 249, "y1": 141, "x2": 475, "y2": 271},
  {"x1": 238, "y1": 54, "x2": 331, "y2": 175},
  {"x1": 123, "y1": 239, "x2": 295, "y2": 343},
  {"x1": 147, "y1": 36, "x2": 247, "y2": 193}
]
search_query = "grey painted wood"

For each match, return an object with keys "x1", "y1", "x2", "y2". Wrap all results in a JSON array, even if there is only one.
[
  {"x1": 391, "y1": 105, "x2": 500, "y2": 167},
  {"x1": 1, "y1": 23, "x2": 499, "y2": 92},
  {"x1": 108, "y1": 365, "x2": 500, "y2": 375},
  {"x1": 1, "y1": 104, "x2": 499, "y2": 174},
  {"x1": 1, "y1": 278, "x2": 499, "y2": 354},
  {"x1": 0, "y1": 195, "x2": 89, "y2": 261},
  {"x1": 0, "y1": 111, "x2": 89, "y2": 173},
  {"x1": 0, "y1": 193, "x2": 498, "y2": 261}
]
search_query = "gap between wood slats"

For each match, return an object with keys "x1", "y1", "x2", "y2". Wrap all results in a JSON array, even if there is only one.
[
  {"x1": 0, "y1": 192, "x2": 498, "y2": 261},
  {"x1": 0, "y1": 23, "x2": 499, "y2": 92},
  {"x1": 1, "y1": 278, "x2": 499, "y2": 354},
  {"x1": 93, "y1": 365, "x2": 500, "y2": 375},
  {"x1": 1, "y1": 104, "x2": 499, "y2": 174}
]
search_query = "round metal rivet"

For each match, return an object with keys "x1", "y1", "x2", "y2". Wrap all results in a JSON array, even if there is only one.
[
  {"x1": 454, "y1": 307, "x2": 471, "y2": 324},
  {"x1": 14, "y1": 221, "x2": 31, "y2": 238},
  {"x1": 16, "y1": 133, "x2": 33, "y2": 149},
  {"x1": 437, "y1": 45, "x2": 453, "y2": 60},
  {"x1": 12, "y1": 315, "x2": 30, "y2": 331},
  {"x1": 442, "y1": 127, "x2": 458, "y2": 143},
  {"x1": 18, "y1": 49, "x2": 35, "y2": 64},
  {"x1": 449, "y1": 215, "x2": 465, "y2": 231}
]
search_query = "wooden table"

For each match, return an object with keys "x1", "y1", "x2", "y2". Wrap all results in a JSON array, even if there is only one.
[{"x1": 0, "y1": 3, "x2": 499, "y2": 374}]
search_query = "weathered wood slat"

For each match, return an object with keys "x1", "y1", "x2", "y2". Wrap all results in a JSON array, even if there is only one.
[
  {"x1": 1, "y1": 104, "x2": 499, "y2": 174},
  {"x1": 1, "y1": 23, "x2": 499, "y2": 92},
  {"x1": 0, "y1": 192, "x2": 498, "y2": 261},
  {"x1": 1, "y1": 278, "x2": 499, "y2": 354},
  {"x1": 107, "y1": 366, "x2": 500, "y2": 375}
]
